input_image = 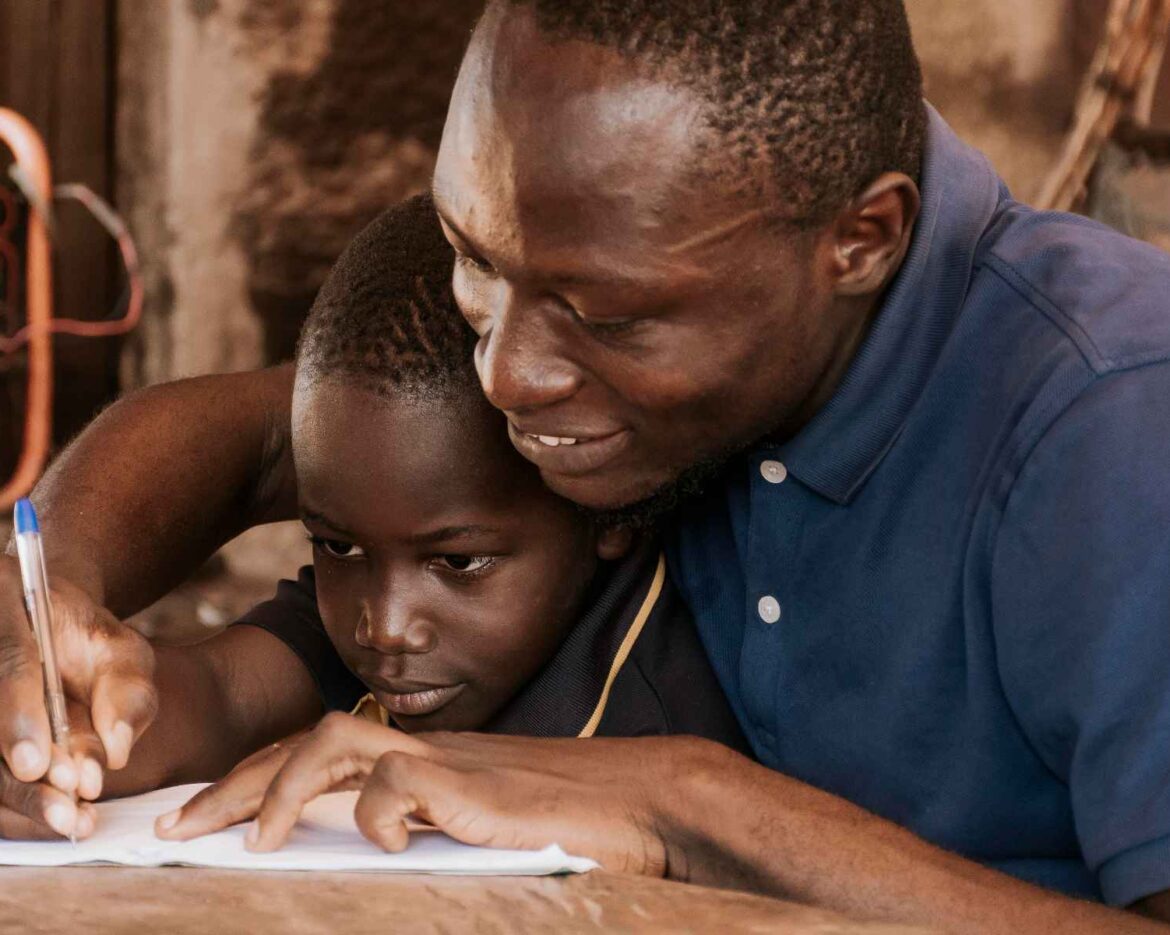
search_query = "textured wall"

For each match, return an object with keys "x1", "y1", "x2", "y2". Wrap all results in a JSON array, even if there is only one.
[
  {"x1": 116, "y1": 0, "x2": 1132, "y2": 386},
  {"x1": 117, "y1": 0, "x2": 479, "y2": 385}
]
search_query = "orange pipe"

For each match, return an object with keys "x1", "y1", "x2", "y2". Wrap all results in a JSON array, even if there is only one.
[{"x1": 0, "y1": 109, "x2": 53, "y2": 510}]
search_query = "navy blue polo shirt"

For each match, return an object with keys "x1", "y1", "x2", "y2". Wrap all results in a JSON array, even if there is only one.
[{"x1": 667, "y1": 106, "x2": 1170, "y2": 907}]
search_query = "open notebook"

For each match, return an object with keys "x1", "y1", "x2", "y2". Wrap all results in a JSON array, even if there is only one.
[{"x1": 0, "y1": 784, "x2": 597, "y2": 876}]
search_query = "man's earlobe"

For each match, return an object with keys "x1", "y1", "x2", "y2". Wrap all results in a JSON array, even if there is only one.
[
  {"x1": 832, "y1": 172, "x2": 920, "y2": 297},
  {"x1": 596, "y1": 525, "x2": 635, "y2": 561}
]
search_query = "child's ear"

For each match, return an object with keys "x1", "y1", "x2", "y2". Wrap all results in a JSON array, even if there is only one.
[{"x1": 596, "y1": 524, "x2": 635, "y2": 561}]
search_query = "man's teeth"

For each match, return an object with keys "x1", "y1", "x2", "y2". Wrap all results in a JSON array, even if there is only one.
[{"x1": 531, "y1": 434, "x2": 579, "y2": 447}]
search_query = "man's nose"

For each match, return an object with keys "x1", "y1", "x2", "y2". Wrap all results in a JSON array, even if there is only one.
[
  {"x1": 355, "y1": 590, "x2": 435, "y2": 655},
  {"x1": 474, "y1": 287, "x2": 582, "y2": 413}
]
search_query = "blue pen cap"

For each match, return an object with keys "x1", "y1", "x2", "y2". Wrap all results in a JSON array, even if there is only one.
[{"x1": 14, "y1": 498, "x2": 39, "y2": 535}]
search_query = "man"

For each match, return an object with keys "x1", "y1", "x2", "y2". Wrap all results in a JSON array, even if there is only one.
[{"x1": 0, "y1": 1, "x2": 1168, "y2": 929}]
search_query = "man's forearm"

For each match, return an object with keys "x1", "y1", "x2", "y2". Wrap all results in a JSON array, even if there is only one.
[
  {"x1": 658, "y1": 741, "x2": 1166, "y2": 934},
  {"x1": 26, "y1": 365, "x2": 297, "y2": 617}
]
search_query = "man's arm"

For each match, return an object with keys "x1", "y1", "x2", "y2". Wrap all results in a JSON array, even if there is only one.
[
  {"x1": 0, "y1": 365, "x2": 296, "y2": 821},
  {"x1": 30, "y1": 363, "x2": 297, "y2": 615},
  {"x1": 170, "y1": 730, "x2": 1169, "y2": 933}
]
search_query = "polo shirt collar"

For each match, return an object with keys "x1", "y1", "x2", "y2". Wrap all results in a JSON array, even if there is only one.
[{"x1": 777, "y1": 105, "x2": 1004, "y2": 505}]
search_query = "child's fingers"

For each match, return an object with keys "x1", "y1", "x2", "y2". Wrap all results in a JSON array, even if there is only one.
[
  {"x1": 155, "y1": 744, "x2": 290, "y2": 841},
  {"x1": 247, "y1": 713, "x2": 427, "y2": 853},
  {"x1": 353, "y1": 755, "x2": 427, "y2": 852}
]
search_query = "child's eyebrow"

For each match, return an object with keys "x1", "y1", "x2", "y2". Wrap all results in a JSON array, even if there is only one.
[
  {"x1": 406, "y1": 524, "x2": 503, "y2": 547},
  {"x1": 300, "y1": 507, "x2": 357, "y2": 539}
]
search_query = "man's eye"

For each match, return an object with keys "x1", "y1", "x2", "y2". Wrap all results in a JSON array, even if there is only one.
[
  {"x1": 434, "y1": 555, "x2": 494, "y2": 575},
  {"x1": 579, "y1": 316, "x2": 637, "y2": 337},
  {"x1": 309, "y1": 536, "x2": 367, "y2": 560}
]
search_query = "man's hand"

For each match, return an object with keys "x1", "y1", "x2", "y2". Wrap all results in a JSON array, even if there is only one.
[{"x1": 0, "y1": 556, "x2": 157, "y2": 838}]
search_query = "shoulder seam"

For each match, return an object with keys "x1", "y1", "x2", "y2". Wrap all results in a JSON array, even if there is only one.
[
  {"x1": 982, "y1": 252, "x2": 1110, "y2": 372},
  {"x1": 984, "y1": 250, "x2": 1170, "y2": 375}
]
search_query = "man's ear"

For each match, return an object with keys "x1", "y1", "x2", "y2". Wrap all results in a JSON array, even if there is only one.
[
  {"x1": 830, "y1": 172, "x2": 920, "y2": 297},
  {"x1": 596, "y1": 524, "x2": 635, "y2": 561}
]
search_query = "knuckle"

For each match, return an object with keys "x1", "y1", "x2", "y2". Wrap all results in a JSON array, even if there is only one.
[
  {"x1": 317, "y1": 711, "x2": 352, "y2": 738},
  {"x1": 125, "y1": 678, "x2": 160, "y2": 726},
  {"x1": 373, "y1": 750, "x2": 410, "y2": 784},
  {"x1": 0, "y1": 636, "x2": 40, "y2": 682}
]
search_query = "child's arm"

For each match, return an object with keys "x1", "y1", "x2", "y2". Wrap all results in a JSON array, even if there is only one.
[{"x1": 101, "y1": 625, "x2": 322, "y2": 798}]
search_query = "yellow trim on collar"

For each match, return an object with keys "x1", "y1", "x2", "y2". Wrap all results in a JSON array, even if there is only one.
[
  {"x1": 577, "y1": 552, "x2": 666, "y2": 738},
  {"x1": 351, "y1": 692, "x2": 389, "y2": 725}
]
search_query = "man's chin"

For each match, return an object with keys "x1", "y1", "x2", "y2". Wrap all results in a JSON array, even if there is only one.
[
  {"x1": 546, "y1": 455, "x2": 736, "y2": 531},
  {"x1": 538, "y1": 466, "x2": 665, "y2": 512}
]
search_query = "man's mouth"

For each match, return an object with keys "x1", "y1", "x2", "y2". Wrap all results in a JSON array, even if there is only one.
[
  {"x1": 508, "y1": 423, "x2": 632, "y2": 476},
  {"x1": 365, "y1": 678, "x2": 467, "y2": 717}
]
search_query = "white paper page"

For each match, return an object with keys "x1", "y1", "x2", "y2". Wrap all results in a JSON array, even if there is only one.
[{"x1": 0, "y1": 784, "x2": 597, "y2": 876}]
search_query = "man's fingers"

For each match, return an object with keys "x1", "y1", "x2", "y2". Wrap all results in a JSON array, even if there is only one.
[
  {"x1": 155, "y1": 744, "x2": 291, "y2": 841},
  {"x1": 247, "y1": 713, "x2": 426, "y2": 853},
  {"x1": 0, "y1": 625, "x2": 53, "y2": 782},
  {"x1": 90, "y1": 661, "x2": 158, "y2": 771},
  {"x1": 0, "y1": 804, "x2": 60, "y2": 841},
  {"x1": 45, "y1": 744, "x2": 78, "y2": 797},
  {"x1": 65, "y1": 701, "x2": 105, "y2": 801},
  {"x1": 0, "y1": 758, "x2": 89, "y2": 839}
]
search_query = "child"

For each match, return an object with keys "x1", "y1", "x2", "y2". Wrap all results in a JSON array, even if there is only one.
[
  {"x1": 100, "y1": 193, "x2": 746, "y2": 821},
  {"x1": 230, "y1": 191, "x2": 749, "y2": 744}
]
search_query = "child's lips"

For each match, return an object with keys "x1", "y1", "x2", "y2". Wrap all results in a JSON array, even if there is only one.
[{"x1": 372, "y1": 681, "x2": 467, "y2": 717}]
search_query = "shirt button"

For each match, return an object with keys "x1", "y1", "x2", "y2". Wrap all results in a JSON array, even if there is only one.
[
  {"x1": 760, "y1": 460, "x2": 788, "y2": 484},
  {"x1": 757, "y1": 595, "x2": 782, "y2": 624}
]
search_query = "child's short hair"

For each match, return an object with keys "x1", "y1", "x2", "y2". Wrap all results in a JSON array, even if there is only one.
[{"x1": 296, "y1": 193, "x2": 477, "y2": 400}]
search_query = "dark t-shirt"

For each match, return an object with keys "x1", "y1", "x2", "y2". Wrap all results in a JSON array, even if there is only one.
[{"x1": 235, "y1": 541, "x2": 750, "y2": 752}]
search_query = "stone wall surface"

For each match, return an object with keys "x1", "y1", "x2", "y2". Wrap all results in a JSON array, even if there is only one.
[{"x1": 116, "y1": 0, "x2": 1152, "y2": 386}]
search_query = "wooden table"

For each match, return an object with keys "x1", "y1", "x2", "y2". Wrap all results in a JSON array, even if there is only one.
[{"x1": 0, "y1": 867, "x2": 931, "y2": 933}]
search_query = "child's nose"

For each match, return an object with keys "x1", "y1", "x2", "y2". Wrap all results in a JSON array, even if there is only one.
[{"x1": 354, "y1": 597, "x2": 436, "y2": 655}]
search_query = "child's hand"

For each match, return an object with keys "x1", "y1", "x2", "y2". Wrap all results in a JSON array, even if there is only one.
[
  {"x1": 241, "y1": 712, "x2": 428, "y2": 852},
  {"x1": 153, "y1": 730, "x2": 305, "y2": 841},
  {"x1": 154, "y1": 713, "x2": 424, "y2": 847}
]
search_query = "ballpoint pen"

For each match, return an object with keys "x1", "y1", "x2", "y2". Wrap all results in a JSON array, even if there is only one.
[{"x1": 13, "y1": 498, "x2": 76, "y2": 845}]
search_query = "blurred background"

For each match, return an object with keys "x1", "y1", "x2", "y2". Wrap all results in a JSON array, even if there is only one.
[{"x1": 1, "y1": 0, "x2": 1168, "y2": 638}]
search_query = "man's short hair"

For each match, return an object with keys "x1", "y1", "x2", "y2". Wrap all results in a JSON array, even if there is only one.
[
  {"x1": 502, "y1": 0, "x2": 926, "y2": 225},
  {"x1": 297, "y1": 193, "x2": 477, "y2": 401}
]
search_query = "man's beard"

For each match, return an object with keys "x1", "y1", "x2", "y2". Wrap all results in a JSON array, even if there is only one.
[{"x1": 582, "y1": 447, "x2": 743, "y2": 532}]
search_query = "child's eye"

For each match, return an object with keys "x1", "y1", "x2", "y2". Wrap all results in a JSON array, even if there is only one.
[
  {"x1": 309, "y1": 536, "x2": 367, "y2": 561},
  {"x1": 433, "y1": 555, "x2": 494, "y2": 576},
  {"x1": 455, "y1": 251, "x2": 495, "y2": 275}
]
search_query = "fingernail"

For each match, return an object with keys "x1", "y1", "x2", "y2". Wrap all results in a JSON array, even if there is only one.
[
  {"x1": 244, "y1": 822, "x2": 260, "y2": 849},
  {"x1": 11, "y1": 740, "x2": 44, "y2": 778},
  {"x1": 45, "y1": 802, "x2": 75, "y2": 837},
  {"x1": 156, "y1": 810, "x2": 179, "y2": 833},
  {"x1": 80, "y1": 759, "x2": 104, "y2": 799},
  {"x1": 114, "y1": 720, "x2": 134, "y2": 751},
  {"x1": 49, "y1": 761, "x2": 76, "y2": 792},
  {"x1": 76, "y1": 807, "x2": 96, "y2": 838},
  {"x1": 106, "y1": 722, "x2": 134, "y2": 766}
]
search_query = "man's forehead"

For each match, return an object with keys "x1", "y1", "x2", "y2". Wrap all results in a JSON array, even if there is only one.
[
  {"x1": 434, "y1": 21, "x2": 782, "y2": 276},
  {"x1": 437, "y1": 6, "x2": 712, "y2": 219}
]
